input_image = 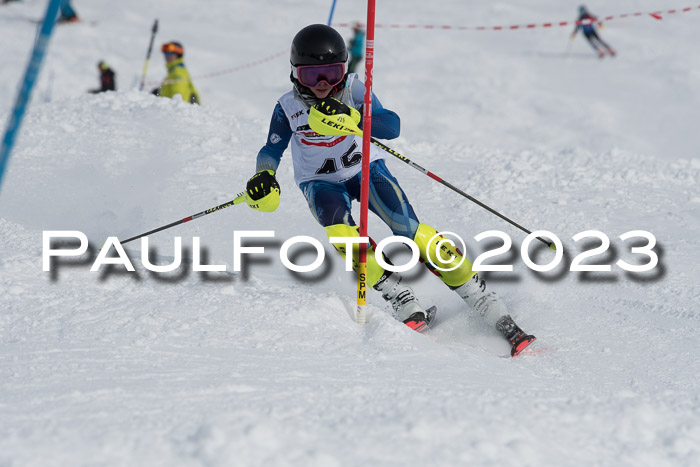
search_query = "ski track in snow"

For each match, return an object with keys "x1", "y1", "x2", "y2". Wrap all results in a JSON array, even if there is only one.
[{"x1": 1, "y1": 0, "x2": 700, "y2": 466}]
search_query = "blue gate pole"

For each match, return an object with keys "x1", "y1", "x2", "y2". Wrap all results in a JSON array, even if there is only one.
[
  {"x1": 0, "y1": 0, "x2": 64, "y2": 195},
  {"x1": 327, "y1": 0, "x2": 338, "y2": 26}
]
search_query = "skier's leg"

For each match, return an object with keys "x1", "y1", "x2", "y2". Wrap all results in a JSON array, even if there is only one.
[
  {"x1": 366, "y1": 161, "x2": 486, "y2": 303},
  {"x1": 301, "y1": 179, "x2": 427, "y2": 327},
  {"x1": 413, "y1": 223, "x2": 535, "y2": 353},
  {"x1": 412, "y1": 223, "x2": 509, "y2": 326},
  {"x1": 325, "y1": 223, "x2": 428, "y2": 328},
  {"x1": 362, "y1": 163, "x2": 481, "y2": 304},
  {"x1": 323, "y1": 223, "x2": 385, "y2": 289},
  {"x1": 364, "y1": 161, "x2": 501, "y2": 324},
  {"x1": 595, "y1": 36, "x2": 616, "y2": 56},
  {"x1": 586, "y1": 32, "x2": 605, "y2": 58},
  {"x1": 362, "y1": 161, "x2": 534, "y2": 351},
  {"x1": 364, "y1": 160, "x2": 421, "y2": 239},
  {"x1": 301, "y1": 179, "x2": 383, "y2": 285},
  {"x1": 412, "y1": 223, "x2": 475, "y2": 286}
]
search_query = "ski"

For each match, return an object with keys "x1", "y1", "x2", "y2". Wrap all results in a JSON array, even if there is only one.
[
  {"x1": 510, "y1": 333, "x2": 537, "y2": 357},
  {"x1": 496, "y1": 314, "x2": 537, "y2": 357},
  {"x1": 404, "y1": 306, "x2": 437, "y2": 333}
]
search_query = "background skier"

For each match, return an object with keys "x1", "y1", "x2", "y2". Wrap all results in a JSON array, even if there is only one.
[
  {"x1": 571, "y1": 5, "x2": 616, "y2": 58},
  {"x1": 152, "y1": 41, "x2": 200, "y2": 104},
  {"x1": 88, "y1": 61, "x2": 116, "y2": 94},
  {"x1": 347, "y1": 22, "x2": 365, "y2": 74},
  {"x1": 238, "y1": 24, "x2": 536, "y2": 356}
]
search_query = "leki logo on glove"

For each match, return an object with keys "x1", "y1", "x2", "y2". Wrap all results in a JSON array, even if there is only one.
[
  {"x1": 316, "y1": 116, "x2": 360, "y2": 135},
  {"x1": 42, "y1": 229, "x2": 660, "y2": 275}
]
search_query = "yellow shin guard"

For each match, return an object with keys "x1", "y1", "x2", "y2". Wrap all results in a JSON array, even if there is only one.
[
  {"x1": 413, "y1": 223, "x2": 476, "y2": 287},
  {"x1": 324, "y1": 224, "x2": 386, "y2": 287}
]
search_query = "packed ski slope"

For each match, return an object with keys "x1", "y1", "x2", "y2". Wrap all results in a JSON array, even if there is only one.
[{"x1": 1, "y1": 0, "x2": 699, "y2": 466}]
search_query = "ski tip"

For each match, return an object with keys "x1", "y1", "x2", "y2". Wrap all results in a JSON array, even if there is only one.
[
  {"x1": 403, "y1": 306, "x2": 437, "y2": 333},
  {"x1": 405, "y1": 319, "x2": 428, "y2": 333},
  {"x1": 511, "y1": 335, "x2": 537, "y2": 357}
]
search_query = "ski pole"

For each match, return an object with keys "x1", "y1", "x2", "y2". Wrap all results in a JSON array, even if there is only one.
[
  {"x1": 120, "y1": 193, "x2": 246, "y2": 245},
  {"x1": 370, "y1": 138, "x2": 553, "y2": 248},
  {"x1": 565, "y1": 36, "x2": 574, "y2": 55},
  {"x1": 138, "y1": 19, "x2": 158, "y2": 91},
  {"x1": 307, "y1": 106, "x2": 555, "y2": 249}
]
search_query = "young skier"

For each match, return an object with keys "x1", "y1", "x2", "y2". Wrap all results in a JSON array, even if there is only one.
[
  {"x1": 89, "y1": 61, "x2": 116, "y2": 94},
  {"x1": 571, "y1": 5, "x2": 616, "y2": 58},
  {"x1": 152, "y1": 42, "x2": 200, "y2": 105},
  {"x1": 240, "y1": 24, "x2": 535, "y2": 356},
  {"x1": 347, "y1": 22, "x2": 365, "y2": 74}
]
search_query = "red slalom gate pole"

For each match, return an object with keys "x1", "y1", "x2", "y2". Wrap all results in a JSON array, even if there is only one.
[{"x1": 356, "y1": 0, "x2": 376, "y2": 325}]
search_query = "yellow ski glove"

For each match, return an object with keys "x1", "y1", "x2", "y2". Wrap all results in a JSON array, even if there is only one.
[
  {"x1": 236, "y1": 170, "x2": 281, "y2": 212},
  {"x1": 308, "y1": 98, "x2": 363, "y2": 137},
  {"x1": 315, "y1": 97, "x2": 362, "y2": 125}
]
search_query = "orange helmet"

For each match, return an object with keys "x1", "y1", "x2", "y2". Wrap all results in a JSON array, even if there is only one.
[{"x1": 161, "y1": 41, "x2": 184, "y2": 56}]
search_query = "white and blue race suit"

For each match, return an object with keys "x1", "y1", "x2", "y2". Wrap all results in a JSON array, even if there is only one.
[{"x1": 255, "y1": 73, "x2": 420, "y2": 238}]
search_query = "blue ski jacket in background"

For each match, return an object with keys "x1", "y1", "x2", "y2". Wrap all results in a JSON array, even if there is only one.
[
  {"x1": 349, "y1": 30, "x2": 365, "y2": 57},
  {"x1": 573, "y1": 13, "x2": 598, "y2": 36}
]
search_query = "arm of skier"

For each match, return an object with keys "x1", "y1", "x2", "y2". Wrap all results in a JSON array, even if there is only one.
[
  {"x1": 256, "y1": 102, "x2": 292, "y2": 173},
  {"x1": 240, "y1": 102, "x2": 291, "y2": 213},
  {"x1": 571, "y1": 22, "x2": 580, "y2": 38}
]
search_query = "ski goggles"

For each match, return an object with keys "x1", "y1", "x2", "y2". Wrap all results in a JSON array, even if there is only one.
[
  {"x1": 161, "y1": 43, "x2": 184, "y2": 55},
  {"x1": 293, "y1": 63, "x2": 346, "y2": 88}
]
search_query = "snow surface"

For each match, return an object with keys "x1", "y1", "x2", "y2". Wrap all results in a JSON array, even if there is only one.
[{"x1": 1, "y1": 0, "x2": 700, "y2": 466}]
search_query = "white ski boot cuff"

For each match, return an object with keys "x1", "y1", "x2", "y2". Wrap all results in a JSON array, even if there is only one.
[
  {"x1": 374, "y1": 272, "x2": 426, "y2": 322},
  {"x1": 453, "y1": 274, "x2": 508, "y2": 327}
]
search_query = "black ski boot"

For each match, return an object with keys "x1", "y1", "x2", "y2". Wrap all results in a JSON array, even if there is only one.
[{"x1": 496, "y1": 315, "x2": 536, "y2": 357}]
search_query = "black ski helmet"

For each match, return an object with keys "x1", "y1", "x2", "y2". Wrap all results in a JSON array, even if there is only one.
[
  {"x1": 290, "y1": 24, "x2": 348, "y2": 66},
  {"x1": 290, "y1": 24, "x2": 348, "y2": 101}
]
